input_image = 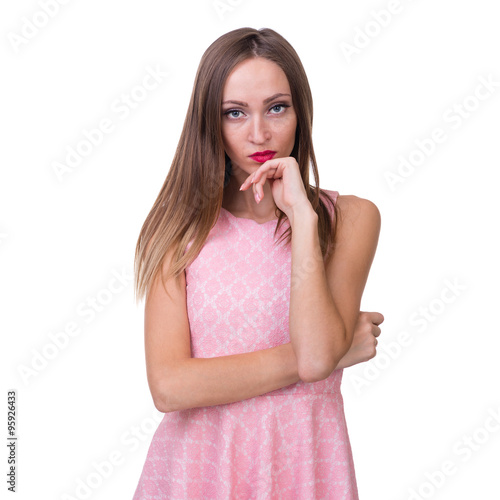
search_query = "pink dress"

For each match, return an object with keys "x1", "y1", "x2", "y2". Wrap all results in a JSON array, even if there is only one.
[{"x1": 133, "y1": 189, "x2": 359, "y2": 499}]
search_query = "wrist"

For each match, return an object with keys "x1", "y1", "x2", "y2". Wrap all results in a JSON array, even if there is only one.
[{"x1": 288, "y1": 202, "x2": 317, "y2": 227}]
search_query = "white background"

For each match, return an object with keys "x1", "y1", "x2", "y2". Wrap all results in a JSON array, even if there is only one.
[{"x1": 1, "y1": 1, "x2": 499, "y2": 499}]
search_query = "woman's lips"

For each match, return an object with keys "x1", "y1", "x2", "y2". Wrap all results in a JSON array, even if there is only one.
[{"x1": 249, "y1": 151, "x2": 276, "y2": 163}]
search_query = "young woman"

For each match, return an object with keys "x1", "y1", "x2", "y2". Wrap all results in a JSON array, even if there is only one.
[{"x1": 132, "y1": 27, "x2": 383, "y2": 500}]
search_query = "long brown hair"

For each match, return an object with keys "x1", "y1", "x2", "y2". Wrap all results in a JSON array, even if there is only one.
[{"x1": 134, "y1": 27, "x2": 340, "y2": 303}]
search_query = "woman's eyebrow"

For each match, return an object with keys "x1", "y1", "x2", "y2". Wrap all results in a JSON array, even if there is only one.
[{"x1": 222, "y1": 92, "x2": 291, "y2": 107}]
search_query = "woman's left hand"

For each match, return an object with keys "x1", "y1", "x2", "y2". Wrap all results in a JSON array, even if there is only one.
[
  {"x1": 239, "y1": 156, "x2": 310, "y2": 218},
  {"x1": 335, "y1": 311, "x2": 384, "y2": 370}
]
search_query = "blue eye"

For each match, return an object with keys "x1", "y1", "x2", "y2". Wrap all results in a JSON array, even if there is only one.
[
  {"x1": 270, "y1": 103, "x2": 290, "y2": 114},
  {"x1": 270, "y1": 104, "x2": 285, "y2": 113},
  {"x1": 222, "y1": 103, "x2": 290, "y2": 119},
  {"x1": 227, "y1": 110, "x2": 242, "y2": 118}
]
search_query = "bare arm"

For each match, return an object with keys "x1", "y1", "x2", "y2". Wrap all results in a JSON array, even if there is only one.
[
  {"x1": 326, "y1": 197, "x2": 382, "y2": 373},
  {"x1": 287, "y1": 195, "x2": 381, "y2": 382},
  {"x1": 288, "y1": 207, "x2": 350, "y2": 382},
  {"x1": 145, "y1": 195, "x2": 381, "y2": 413},
  {"x1": 164, "y1": 343, "x2": 300, "y2": 412},
  {"x1": 144, "y1": 247, "x2": 301, "y2": 414}
]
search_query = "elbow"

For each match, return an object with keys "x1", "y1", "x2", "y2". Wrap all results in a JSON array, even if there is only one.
[
  {"x1": 301, "y1": 356, "x2": 343, "y2": 383},
  {"x1": 151, "y1": 380, "x2": 176, "y2": 414},
  {"x1": 299, "y1": 368, "x2": 326, "y2": 384},
  {"x1": 153, "y1": 399, "x2": 166, "y2": 413},
  {"x1": 151, "y1": 361, "x2": 190, "y2": 413},
  {"x1": 299, "y1": 333, "x2": 350, "y2": 384},
  {"x1": 152, "y1": 394, "x2": 170, "y2": 413},
  {"x1": 299, "y1": 359, "x2": 334, "y2": 383}
]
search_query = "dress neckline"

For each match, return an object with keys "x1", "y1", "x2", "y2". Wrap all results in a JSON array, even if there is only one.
[{"x1": 220, "y1": 207, "x2": 279, "y2": 226}]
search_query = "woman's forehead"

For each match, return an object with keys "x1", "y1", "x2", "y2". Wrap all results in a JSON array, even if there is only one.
[{"x1": 222, "y1": 58, "x2": 291, "y2": 102}]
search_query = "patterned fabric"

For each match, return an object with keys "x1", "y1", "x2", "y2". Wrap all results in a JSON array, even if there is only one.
[{"x1": 133, "y1": 189, "x2": 359, "y2": 499}]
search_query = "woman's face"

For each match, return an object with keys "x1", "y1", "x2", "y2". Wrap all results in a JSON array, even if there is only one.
[{"x1": 221, "y1": 57, "x2": 297, "y2": 180}]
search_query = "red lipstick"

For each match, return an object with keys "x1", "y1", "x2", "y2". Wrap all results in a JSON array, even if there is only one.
[{"x1": 249, "y1": 150, "x2": 276, "y2": 163}]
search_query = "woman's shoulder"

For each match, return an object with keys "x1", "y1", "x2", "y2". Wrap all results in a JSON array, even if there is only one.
[
  {"x1": 334, "y1": 193, "x2": 379, "y2": 211},
  {"x1": 319, "y1": 189, "x2": 380, "y2": 228},
  {"x1": 334, "y1": 193, "x2": 381, "y2": 231}
]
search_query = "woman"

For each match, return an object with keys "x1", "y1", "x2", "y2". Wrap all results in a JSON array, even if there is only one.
[{"x1": 132, "y1": 27, "x2": 383, "y2": 499}]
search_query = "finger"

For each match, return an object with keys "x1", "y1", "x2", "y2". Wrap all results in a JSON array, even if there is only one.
[
  {"x1": 372, "y1": 325, "x2": 381, "y2": 337},
  {"x1": 241, "y1": 169, "x2": 262, "y2": 193},
  {"x1": 371, "y1": 312, "x2": 385, "y2": 325},
  {"x1": 239, "y1": 173, "x2": 253, "y2": 191},
  {"x1": 253, "y1": 166, "x2": 275, "y2": 185},
  {"x1": 253, "y1": 167, "x2": 277, "y2": 201},
  {"x1": 254, "y1": 177, "x2": 263, "y2": 202},
  {"x1": 252, "y1": 182, "x2": 261, "y2": 203}
]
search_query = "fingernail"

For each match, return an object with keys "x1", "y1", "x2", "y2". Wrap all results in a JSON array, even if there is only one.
[{"x1": 255, "y1": 192, "x2": 260, "y2": 203}]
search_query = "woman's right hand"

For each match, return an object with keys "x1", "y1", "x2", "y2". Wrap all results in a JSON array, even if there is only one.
[{"x1": 334, "y1": 311, "x2": 384, "y2": 370}]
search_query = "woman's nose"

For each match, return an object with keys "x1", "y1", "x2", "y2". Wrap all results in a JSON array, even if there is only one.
[{"x1": 248, "y1": 115, "x2": 270, "y2": 144}]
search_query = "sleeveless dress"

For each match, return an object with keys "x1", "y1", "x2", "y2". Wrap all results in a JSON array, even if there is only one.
[{"x1": 132, "y1": 189, "x2": 359, "y2": 500}]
